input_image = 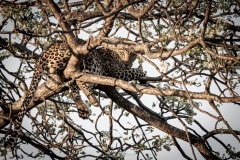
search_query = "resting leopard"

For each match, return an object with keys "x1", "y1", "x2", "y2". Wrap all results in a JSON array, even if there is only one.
[{"x1": 4, "y1": 38, "x2": 145, "y2": 149}]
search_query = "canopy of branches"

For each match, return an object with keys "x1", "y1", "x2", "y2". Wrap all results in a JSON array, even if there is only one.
[{"x1": 0, "y1": 0, "x2": 240, "y2": 160}]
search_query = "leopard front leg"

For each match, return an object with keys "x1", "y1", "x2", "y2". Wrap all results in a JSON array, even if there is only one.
[
  {"x1": 75, "y1": 80, "x2": 99, "y2": 107},
  {"x1": 69, "y1": 83, "x2": 89, "y2": 119}
]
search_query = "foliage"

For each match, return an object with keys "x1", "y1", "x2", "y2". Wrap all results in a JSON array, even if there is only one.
[{"x1": 0, "y1": 0, "x2": 240, "y2": 159}]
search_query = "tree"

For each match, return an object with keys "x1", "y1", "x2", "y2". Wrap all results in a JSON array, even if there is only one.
[{"x1": 0, "y1": 0, "x2": 240, "y2": 159}]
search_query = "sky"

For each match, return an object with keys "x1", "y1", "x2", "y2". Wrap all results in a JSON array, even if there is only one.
[{"x1": 0, "y1": 1, "x2": 240, "y2": 160}]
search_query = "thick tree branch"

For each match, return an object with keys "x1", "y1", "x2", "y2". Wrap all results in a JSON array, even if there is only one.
[{"x1": 101, "y1": 86, "x2": 220, "y2": 160}]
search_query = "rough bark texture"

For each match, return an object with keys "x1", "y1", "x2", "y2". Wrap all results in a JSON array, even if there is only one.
[{"x1": 0, "y1": 0, "x2": 239, "y2": 159}]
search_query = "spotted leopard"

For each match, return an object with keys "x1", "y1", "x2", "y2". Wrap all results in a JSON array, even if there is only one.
[{"x1": 5, "y1": 39, "x2": 145, "y2": 149}]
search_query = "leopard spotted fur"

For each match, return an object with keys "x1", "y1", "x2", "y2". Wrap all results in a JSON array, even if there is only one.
[{"x1": 5, "y1": 39, "x2": 145, "y2": 149}]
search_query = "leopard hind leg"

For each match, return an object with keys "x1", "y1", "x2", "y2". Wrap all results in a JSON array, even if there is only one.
[{"x1": 110, "y1": 67, "x2": 145, "y2": 81}]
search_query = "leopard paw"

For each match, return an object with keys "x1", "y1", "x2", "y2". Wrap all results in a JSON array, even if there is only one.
[{"x1": 77, "y1": 108, "x2": 89, "y2": 119}]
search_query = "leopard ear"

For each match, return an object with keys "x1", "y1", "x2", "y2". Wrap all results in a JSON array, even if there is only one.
[{"x1": 115, "y1": 50, "x2": 132, "y2": 63}]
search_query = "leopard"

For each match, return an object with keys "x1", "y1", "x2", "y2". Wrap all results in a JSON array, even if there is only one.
[{"x1": 4, "y1": 38, "x2": 145, "y2": 149}]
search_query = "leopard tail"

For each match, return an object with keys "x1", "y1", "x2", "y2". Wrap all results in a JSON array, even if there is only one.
[{"x1": 4, "y1": 59, "x2": 43, "y2": 148}]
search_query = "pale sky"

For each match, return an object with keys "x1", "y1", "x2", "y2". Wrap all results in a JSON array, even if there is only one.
[{"x1": 1, "y1": 1, "x2": 240, "y2": 159}]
